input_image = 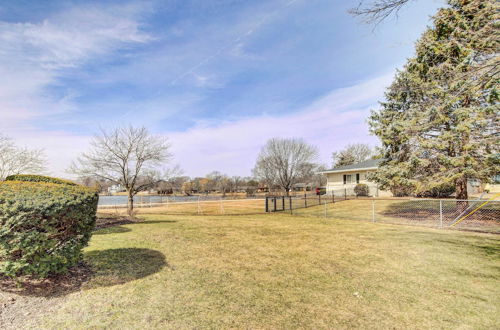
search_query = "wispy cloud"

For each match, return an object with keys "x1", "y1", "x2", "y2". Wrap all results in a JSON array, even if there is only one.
[
  {"x1": 167, "y1": 72, "x2": 393, "y2": 176},
  {"x1": 0, "y1": 2, "x2": 152, "y2": 129},
  {"x1": 0, "y1": 0, "x2": 440, "y2": 177},
  {"x1": 5, "y1": 72, "x2": 392, "y2": 178}
]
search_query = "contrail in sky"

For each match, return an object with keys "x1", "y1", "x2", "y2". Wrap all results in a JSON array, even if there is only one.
[{"x1": 169, "y1": 0, "x2": 301, "y2": 85}]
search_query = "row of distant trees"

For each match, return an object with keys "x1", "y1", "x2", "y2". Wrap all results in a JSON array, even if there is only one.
[
  {"x1": 0, "y1": 129, "x2": 390, "y2": 217},
  {"x1": 0, "y1": 129, "x2": 330, "y2": 216}
]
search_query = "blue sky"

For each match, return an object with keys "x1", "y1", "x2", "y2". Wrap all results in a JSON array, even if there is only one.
[{"x1": 0, "y1": 0, "x2": 443, "y2": 177}]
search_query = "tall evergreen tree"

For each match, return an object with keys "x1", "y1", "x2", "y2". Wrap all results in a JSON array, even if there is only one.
[{"x1": 369, "y1": 0, "x2": 499, "y2": 199}]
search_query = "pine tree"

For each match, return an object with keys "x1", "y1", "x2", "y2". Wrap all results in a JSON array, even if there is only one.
[{"x1": 369, "y1": 0, "x2": 499, "y2": 199}]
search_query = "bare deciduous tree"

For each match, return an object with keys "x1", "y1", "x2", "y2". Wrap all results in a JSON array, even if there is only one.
[
  {"x1": 0, "y1": 134, "x2": 46, "y2": 180},
  {"x1": 253, "y1": 138, "x2": 318, "y2": 196},
  {"x1": 206, "y1": 171, "x2": 231, "y2": 197},
  {"x1": 69, "y1": 126, "x2": 172, "y2": 216},
  {"x1": 332, "y1": 143, "x2": 375, "y2": 167},
  {"x1": 228, "y1": 176, "x2": 244, "y2": 193}
]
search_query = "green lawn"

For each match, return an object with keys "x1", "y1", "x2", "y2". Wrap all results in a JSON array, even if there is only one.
[{"x1": 4, "y1": 213, "x2": 500, "y2": 329}]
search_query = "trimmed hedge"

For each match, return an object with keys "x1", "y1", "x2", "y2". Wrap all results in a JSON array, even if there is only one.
[
  {"x1": 5, "y1": 174, "x2": 77, "y2": 186},
  {"x1": 354, "y1": 184, "x2": 369, "y2": 197},
  {"x1": 0, "y1": 180, "x2": 98, "y2": 278}
]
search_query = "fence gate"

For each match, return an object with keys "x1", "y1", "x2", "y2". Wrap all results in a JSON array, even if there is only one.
[{"x1": 265, "y1": 196, "x2": 288, "y2": 212}]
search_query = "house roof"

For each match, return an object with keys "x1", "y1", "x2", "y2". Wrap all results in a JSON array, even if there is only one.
[{"x1": 320, "y1": 158, "x2": 383, "y2": 174}]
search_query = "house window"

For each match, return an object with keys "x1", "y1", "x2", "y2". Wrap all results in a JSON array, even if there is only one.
[
  {"x1": 356, "y1": 173, "x2": 360, "y2": 184},
  {"x1": 343, "y1": 174, "x2": 352, "y2": 185}
]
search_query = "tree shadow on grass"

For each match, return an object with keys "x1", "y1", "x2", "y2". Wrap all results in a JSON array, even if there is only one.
[
  {"x1": 0, "y1": 248, "x2": 168, "y2": 298},
  {"x1": 381, "y1": 200, "x2": 500, "y2": 223}
]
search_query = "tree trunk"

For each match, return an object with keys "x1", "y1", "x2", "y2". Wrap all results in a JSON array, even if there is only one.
[
  {"x1": 455, "y1": 176, "x2": 468, "y2": 212},
  {"x1": 455, "y1": 176, "x2": 468, "y2": 200},
  {"x1": 127, "y1": 191, "x2": 134, "y2": 217}
]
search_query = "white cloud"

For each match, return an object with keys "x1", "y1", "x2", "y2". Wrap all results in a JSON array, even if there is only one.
[
  {"x1": 0, "y1": 3, "x2": 152, "y2": 129},
  {"x1": 4, "y1": 72, "x2": 392, "y2": 179},
  {"x1": 167, "y1": 72, "x2": 393, "y2": 176}
]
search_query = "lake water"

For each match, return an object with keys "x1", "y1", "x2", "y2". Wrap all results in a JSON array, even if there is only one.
[{"x1": 98, "y1": 195, "x2": 255, "y2": 206}]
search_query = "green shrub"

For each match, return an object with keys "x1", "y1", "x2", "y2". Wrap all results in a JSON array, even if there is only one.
[
  {"x1": 5, "y1": 174, "x2": 77, "y2": 186},
  {"x1": 354, "y1": 184, "x2": 369, "y2": 197},
  {"x1": 0, "y1": 181, "x2": 98, "y2": 278}
]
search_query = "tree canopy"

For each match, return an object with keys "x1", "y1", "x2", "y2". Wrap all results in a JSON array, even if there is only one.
[
  {"x1": 0, "y1": 134, "x2": 46, "y2": 180},
  {"x1": 70, "y1": 126, "x2": 172, "y2": 216},
  {"x1": 332, "y1": 143, "x2": 375, "y2": 168},
  {"x1": 369, "y1": 0, "x2": 499, "y2": 199},
  {"x1": 253, "y1": 138, "x2": 318, "y2": 195}
]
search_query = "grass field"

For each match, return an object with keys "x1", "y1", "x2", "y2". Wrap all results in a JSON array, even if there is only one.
[
  {"x1": 99, "y1": 198, "x2": 264, "y2": 216},
  {"x1": 1, "y1": 212, "x2": 499, "y2": 329},
  {"x1": 293, "y1": 199, "x2": 500, "y2": 233}
]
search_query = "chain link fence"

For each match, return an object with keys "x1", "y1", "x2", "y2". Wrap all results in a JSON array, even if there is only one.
[
  {"x1": 98, "y1": 196, "x2": 265, "y2": 216},
  {"x1": 288, "y1": 197, "x2": 500, "y2": 233}
]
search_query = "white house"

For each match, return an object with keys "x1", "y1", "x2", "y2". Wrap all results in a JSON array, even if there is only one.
[
  {"x1": 320, "y1": 159, "x2": 389, "y2": 197},
  {"x1": 321, "y1": 158, "x2": 498, "y2": 197},
  {"x1": 107, "y1": 184, "x2": 125, "y2": 194}
]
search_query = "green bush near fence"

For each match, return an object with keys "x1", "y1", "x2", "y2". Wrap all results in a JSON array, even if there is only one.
[{"x1": 0, "y1": 179, "x2": 98, "y2": 278}]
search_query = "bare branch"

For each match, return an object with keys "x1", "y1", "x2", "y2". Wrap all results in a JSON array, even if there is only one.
[
  {"x1": 349, "y1": 0, "x2": 413, "y2": 25},
  {"x1": 253, "y1": 138, "x2": 318, "y2": 195},
  {"x1": 68, "y1": 126, "x2": 172, "y2": 216},
  {"x1": 0, "y1": 134, "x2": 47, "y2": 180}
]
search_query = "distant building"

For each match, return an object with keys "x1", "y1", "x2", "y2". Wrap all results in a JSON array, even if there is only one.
[
  {"x1": 320, "y1": 158, "x2": 498, "y2": 197},
  {"x1": 319, "y1": 159, "x2": 388, "y2": 197},
  {"x1": 292, "y1": 183, "x2": 313, "y2": 192},
  {"x1": 108, "y1": 184, "x2": 125, "y2": 194}
]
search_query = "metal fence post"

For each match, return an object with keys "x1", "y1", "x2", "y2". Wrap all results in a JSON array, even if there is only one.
[
  {"x1": 332, "y1": 191, "x2": 335, "y2": 203},
  {"x1": 324, "y1": 201, "x2": 327, "y2": 218},
  {"x1": 372, "y1": 199, "x2": 375, "y2": 222},
  {"x1": 289, "y1": 197, "x2": 293, "y2": 214},
  {"x1": 345, "y1": 188, "x2": 347, "y2": 200},
  {"x1": 304, "y1": 193, "x2": 308, "y2": 208},
  {"x1": 265, "y1": 197, "x2": 269, "y2": 212},
  {"x1": 439, "y1": 200, "x2": 443, "y2": 228}
]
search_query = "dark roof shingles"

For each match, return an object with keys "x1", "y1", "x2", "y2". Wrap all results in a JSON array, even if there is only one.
[{"x1": 325, "y1": 158, "x2": 383, "y2": 172}]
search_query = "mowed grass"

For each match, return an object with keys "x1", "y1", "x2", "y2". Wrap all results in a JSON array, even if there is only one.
[
  {"x1": 294, "y1": 199, "x2": 500, "y2": 233},
  {"x1": 26, "y1": 213, "x2": 500, "y2": 329}
]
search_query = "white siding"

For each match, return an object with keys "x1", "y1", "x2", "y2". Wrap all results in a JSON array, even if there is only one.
[{"x1": 324, "y1": 169, "x2": 391, "y2": 197}]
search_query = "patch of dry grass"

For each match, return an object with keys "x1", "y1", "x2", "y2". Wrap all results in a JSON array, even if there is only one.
[
  {"x1": 294, "y1": 199, "x2": 500, "y2": 233},
  {"x1": 98, "y1": 198, "x2": 265, "y2": 216},
  {"x1": 2, "y1": 213, "x2": 499, "y2": 329}
]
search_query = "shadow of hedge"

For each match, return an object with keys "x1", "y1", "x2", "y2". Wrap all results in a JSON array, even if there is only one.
[
  {"x1": 0, "y1": 248, "x2": 167, "y2": 297},
  {"x1": 85, "y1": 248, "x2": 168, "y2": 288}
]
